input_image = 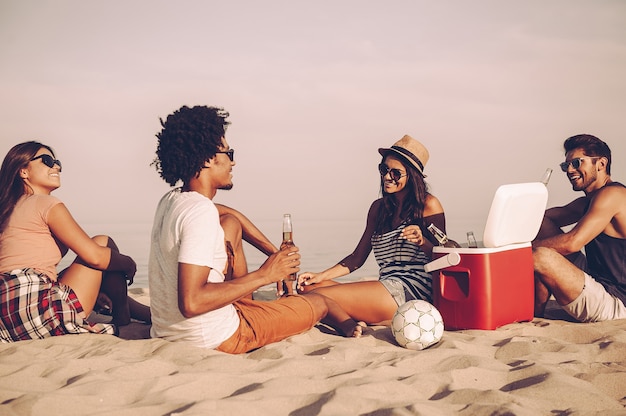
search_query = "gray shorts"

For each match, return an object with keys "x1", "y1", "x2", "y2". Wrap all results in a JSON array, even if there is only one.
[
  {"x1": 563, "y1": 273, "x2": 626, "y2": 322},
  {"x1": 380, "y1": 279, "x2": 407, "y2": 306}
]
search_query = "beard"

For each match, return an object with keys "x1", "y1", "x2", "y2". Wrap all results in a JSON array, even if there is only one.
[
  {"x1": 571, "y1": 172, "x2": 597, "y2": 192},
  {"x1": 219, "y1": 183, "x2": 233, "y2": 190}
]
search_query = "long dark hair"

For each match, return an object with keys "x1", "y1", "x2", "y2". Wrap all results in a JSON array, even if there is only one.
[
  {"x1": 0, "y1": 141, "x2": 54, "y2": 233},
  {"x1": 374, "y1": 155, "x2": 429, "y2": 234}
]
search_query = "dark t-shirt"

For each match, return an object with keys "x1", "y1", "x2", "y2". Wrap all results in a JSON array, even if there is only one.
[{"x1": 584, "y1": 182, "x2": 626, "y2": 304}]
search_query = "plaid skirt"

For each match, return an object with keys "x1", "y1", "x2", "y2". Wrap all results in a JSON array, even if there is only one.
[{"x1": 0, "y1": 268, "x2": 115, "y2": 343}]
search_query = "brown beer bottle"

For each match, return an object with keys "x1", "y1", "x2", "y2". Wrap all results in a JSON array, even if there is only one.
[
  {"x1": 281, "y1": 214, "x2": 297, "y2": 294},
  {"x1": 427, "y1": 223, "x2": 461, "y2": 248}
]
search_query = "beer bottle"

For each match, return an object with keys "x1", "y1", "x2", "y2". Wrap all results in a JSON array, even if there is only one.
[
  {"x1": 427, "y1": 223, "x2": 461, "y2": 248},
  {"x1": 466, "y1": 231, "x2": 478, "y2": 248},
  {"x1": 281, "y1": 214, "x2": 297, "y2": 294},
  {"x1": 282, "y1": 214, "x2": 294, "y2": 250},
  {"x1": 541, "y1": 168, "x2": 553, "y2": 186}
]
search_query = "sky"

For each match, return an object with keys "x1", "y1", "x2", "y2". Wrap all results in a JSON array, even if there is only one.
[{"x1": 1, "y1": 0, "x2": 625, "y2": 245}]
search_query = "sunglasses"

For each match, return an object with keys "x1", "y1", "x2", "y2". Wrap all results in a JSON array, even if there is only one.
[
  {"x1": 378, "y1": 163, "x2": 407, "y2": 181},
  {"x1": 31, "y1": 154, "x2": 62, "y2": 171},
  {"x1": 216, "y1": 149, "x2": 235, "y2": 162},
  {"x1": 559, "y1": 157, "x2": 599, "y2": 172}
]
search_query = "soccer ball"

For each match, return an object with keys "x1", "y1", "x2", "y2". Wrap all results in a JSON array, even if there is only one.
[{"x1": 391, "y1": 300, "x2": 444, "y2": 350}]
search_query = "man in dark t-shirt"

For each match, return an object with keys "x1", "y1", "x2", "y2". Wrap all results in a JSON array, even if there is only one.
[{"x1": 533, "y1": 134, "x2": 626, "y2": 322}]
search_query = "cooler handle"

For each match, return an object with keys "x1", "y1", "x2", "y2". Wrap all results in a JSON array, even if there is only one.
[{"x1": 424, "y1": 252, "x2": 461, "y2": 273}]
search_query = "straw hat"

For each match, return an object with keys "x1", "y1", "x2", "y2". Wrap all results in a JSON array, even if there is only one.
[{"x1": 378, "y1": 135, "x2": 430, "y2": 176}]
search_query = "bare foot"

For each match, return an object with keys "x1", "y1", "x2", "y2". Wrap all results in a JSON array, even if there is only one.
[
  {"x1": 337, "y1": 319, "x2": 366, "y2": 338},
  {"x1": 353, "y1": 321, "x2": 366, "y2": 338}
]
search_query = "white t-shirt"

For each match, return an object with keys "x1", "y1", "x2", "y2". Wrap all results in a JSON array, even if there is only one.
[{"x1": 148, "y1": 188, "x2": 239, "y2": 348}]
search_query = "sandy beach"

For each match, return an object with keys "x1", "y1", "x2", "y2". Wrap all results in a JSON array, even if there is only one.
[{"x1": 1, "y1": 286, "x2": 625, "y2": 416}]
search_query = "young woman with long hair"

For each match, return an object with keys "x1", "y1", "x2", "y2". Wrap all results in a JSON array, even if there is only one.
[
  {"x1": 298, "y1": 135, "x2": 446, "y2": 334},
  {"x1": 0, "y1": 141, "x2": 149, "y2": 342}
]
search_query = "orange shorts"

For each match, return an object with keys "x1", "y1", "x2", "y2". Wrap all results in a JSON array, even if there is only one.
[{"x1": 216, "y1": 295, "x2": 317, "y2": 354}]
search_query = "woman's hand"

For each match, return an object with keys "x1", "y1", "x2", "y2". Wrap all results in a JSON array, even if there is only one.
[
  {"x1": 297, "y1": 271, "x2": 323, "y2": 290},
  {"x1": 400, "y1": 225, "x2": 425, "y2": 246},
  {"x1": 95, "y1": 292, "x2": 113, "y2": 315}
]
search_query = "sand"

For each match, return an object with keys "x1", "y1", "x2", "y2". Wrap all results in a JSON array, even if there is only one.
[{"x1": 1, "y1": 287, "x2": 625, "y2": 415}]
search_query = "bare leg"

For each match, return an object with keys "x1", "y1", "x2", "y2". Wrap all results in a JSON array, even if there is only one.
[
  {"x1": 220, "y1": 212, "x2": 298, "y2": 297},
  {"x1": 321, "y1": 295, "x2": 366, "y2": 338},
  {"x1": 220, "y1": 213, "x2": 248, "y2": 279},
  {"x1": 60, "y1": 235, "x2": 142, "y2": 327},
  {"x1": 533, "y1": 247, "x2": 586, "y2": 313},
  {"x1": 534, "y1": 273, "x2": 551, "y2": 318},
  {"x1": 301, "y1": 292, "x2": 364, "y2": 338},
  {"x1": 299, "y1": 279, "x2": 341, "y2": 293},
  {"x1": 308, "y1": 280, "x2": 399, "y2": 325},
  {"x1": 59, "y1": 235, "x2": 110, "y2": 316},
  {"x1": 220, "y1": 213, "x2": 254, "y2": 299}
]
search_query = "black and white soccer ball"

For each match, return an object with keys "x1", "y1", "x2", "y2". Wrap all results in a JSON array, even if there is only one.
[{"x1": 391, "y1": 300, "x2": 444, "y2": 350}]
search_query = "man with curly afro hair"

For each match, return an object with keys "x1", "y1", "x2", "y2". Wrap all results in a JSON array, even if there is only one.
[{"x1": 148, "y1": 105, "x2": 362, "y2": 353}]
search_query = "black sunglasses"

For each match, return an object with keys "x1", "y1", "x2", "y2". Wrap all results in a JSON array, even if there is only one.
[
  {"x1": 559, "y1": 157, "x2": 599, "y2": 172},
  {"x1": 216, "y1": 149, "x2": 235, "y2": 162},
  {"x1": 378, "y1": 163, "x2": 407, "y2": 181},
  {"x1": 31, "y1": 154, "x2": 62, "y2": 171}
]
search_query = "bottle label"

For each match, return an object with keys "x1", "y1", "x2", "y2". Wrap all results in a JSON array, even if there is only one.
[
  {"x1": 427, "y1": 223, "x2": 449, "y2": 245},
  {"x1": 281, "y1": 216, "x2": 296, "y2": 281},
  {"x1": 427, "y1": 223, "x2": 461, "y2": 248},
  {"x1": 466, "y1": 231, "x2": 478, "y2": 248}
]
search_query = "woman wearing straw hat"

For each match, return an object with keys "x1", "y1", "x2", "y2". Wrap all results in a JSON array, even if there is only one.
[{"x1": 298, "y1": 135, "x2": 446, "y2": 335}]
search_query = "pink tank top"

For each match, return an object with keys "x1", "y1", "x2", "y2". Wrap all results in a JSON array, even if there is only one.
[{"x1": 0, "y1": 194, "x2": 64, "y2": 280}]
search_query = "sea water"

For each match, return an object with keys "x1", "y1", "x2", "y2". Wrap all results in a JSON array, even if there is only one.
[{"x1": 58, "y1": 218, "x2": 380, "y2": 289}]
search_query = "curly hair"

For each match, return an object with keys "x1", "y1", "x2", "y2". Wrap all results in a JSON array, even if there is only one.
[
  {"x1": 152, "y1": 105, "x2": 231, "y2": 186},
  {"x1": 0, "y1": 141, "x2": 55, "y2": 233},
  {"x1": 375, "y1": 155, "x2": 430, "y2": 234},
  {"x1": 564, "y1": 134, "x2": 612, "y2": 175}
]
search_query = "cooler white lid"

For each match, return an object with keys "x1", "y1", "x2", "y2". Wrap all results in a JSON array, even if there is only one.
[
  {"x1": 433, "y1": 241, "x2": 531, "y2": 254},
  {"x1": 482, "y1": 182, "x2": 548, "y2": 248}
]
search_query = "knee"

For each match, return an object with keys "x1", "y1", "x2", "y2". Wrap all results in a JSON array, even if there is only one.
[
  {"x1": 532, "y1": 246, "x2": 554, "y2": 274},
  {"x1": 92, "y1": 235, "x2": 113, "y2": 248},
  {"x1": 298, "y1": 283, "x2": 317, "y2": 294},
  {"x1": 220, "y1": 214, "x2": 243, "y2": 243},
  {"x1": 303, "y1": 293, "x2": 329, "y2": 320}
]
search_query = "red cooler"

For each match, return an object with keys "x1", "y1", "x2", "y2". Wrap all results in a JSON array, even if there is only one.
[{"x1": 425, "y1": 182, "x2": 548, "y2": 330}]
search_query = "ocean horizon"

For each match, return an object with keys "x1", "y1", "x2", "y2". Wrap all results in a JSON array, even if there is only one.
[
  {"x1": 59, "y1": 219, "x2": 380, "y2": 289},
  {"x1": 59, "y1": 216, "x2": 481, "y2": 290}
]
